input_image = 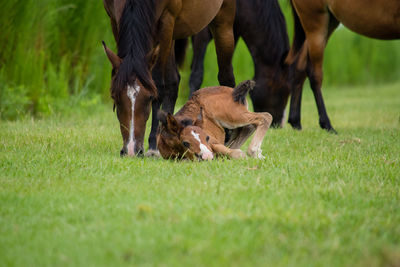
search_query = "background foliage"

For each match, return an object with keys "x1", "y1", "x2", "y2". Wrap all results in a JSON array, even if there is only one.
[{"x1": 0, "y1": 0, "x2": 399, "y2": 119}]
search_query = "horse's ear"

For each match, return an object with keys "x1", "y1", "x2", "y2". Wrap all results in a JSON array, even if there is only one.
[
  {"x1": 102, "y1": 41, "x2": 122, "y2": 69},
  {"x1": 194, "y1": 107, "x2": 204, "y2": 128}
]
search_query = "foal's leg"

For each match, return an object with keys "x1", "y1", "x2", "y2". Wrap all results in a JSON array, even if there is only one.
[
  {"x1": 211, "y1": 143, "x2": 246, "y2": 159},
  {"x1": 226, "y1": 125, "x2": 256, "y2": 149},
  {"x1": 217, "y1": 110, "x2": 272, "y2": 158},
  {"x1": 246, "y1": 113, "x2": 273, "y2": 158},
  {"x1": 189, "y1": 28, "x2": 213, "y2": 98},
  {"x1": 209, "y1": 0, "x2": 236, "y2": 87}
]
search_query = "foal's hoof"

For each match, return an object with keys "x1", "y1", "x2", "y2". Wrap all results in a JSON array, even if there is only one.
[
  {"x1": 248, "y1": 148, "x2": 265, "y2": 159},
  {"x1": 145, "y1": 149, "x2": 161, "y2": 158},
  {"x1": 230, "y1": 149, "x2": 247, "y2": 159}
]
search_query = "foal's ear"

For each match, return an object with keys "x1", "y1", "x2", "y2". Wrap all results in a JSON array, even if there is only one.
[
  {"x1": 158, "y1": 110, "x2": 183, "y2": 135},
  {"x1": 102, "y1": 41, "x2": 122, "y2": 69},
  {"x1": 157, "y1": 110, "x2": 168, "y2": 126},
  {"x1": 166, "y1": 113, "x2": 183, "y2": 135},
  {"x1": 194, "y1": 107, "x2": 204, "y2": 128}
]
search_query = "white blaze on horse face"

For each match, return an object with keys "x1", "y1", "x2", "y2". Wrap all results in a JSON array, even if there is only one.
[
  {"x1": 191, "y1": 130, "x2": 213, "y2": 160},
  {"x1": 126, "y1": 82, "x2": 140, "y2": 156}
]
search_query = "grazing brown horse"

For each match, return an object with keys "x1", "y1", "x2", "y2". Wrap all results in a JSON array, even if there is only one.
[
  {"x1": 157, "y1": 81, "x2": 273, "y2": 160},
  {"x1": 285, "y1": 0, "x2": 400, "y2": 133},
  {"x1": 102, "y1": 0, "x2": 236, "y2": 157},
  {"x1": 186, "y1": 0, "x2": 304, "y2": 128}
]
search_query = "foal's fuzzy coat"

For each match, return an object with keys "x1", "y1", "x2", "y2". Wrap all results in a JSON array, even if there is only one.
[{"x1": 157, "y1": 80, "x2": 273, "y2": 160}]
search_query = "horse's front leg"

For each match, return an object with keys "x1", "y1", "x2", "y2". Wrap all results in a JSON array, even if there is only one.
[
  {"x1": 189, "y1": 28, "x2": 213, "y2": 97},
  {"x1": 145, "y1": 11, "x2": 178, "y2": 157},
  {"x1": 209, "y1": 0, "x2": 236, "y2": 87},
  {"x1": 146, "y1": 98, "x2": 162, "y2": 157},
  {"x1": 146, "y1": 47, "x2": 180, "y2": 157}
]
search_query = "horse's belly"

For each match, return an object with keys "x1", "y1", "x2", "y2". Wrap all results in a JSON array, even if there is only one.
[
  {"x1": 173, "y1": 0, "x2": 223, "y2": 38},
  {"x1": 330, "y1": 0, "x2": 400, "y2": 39}
]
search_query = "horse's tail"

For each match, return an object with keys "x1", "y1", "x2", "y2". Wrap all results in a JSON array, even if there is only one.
[
  {"x1": 285, "y1": 0, "x2": 306, "y2": 68},
  {"x1": 174, "y1": 39, "x2": 188, "y2": 68},
  {"x1": 232, "y1": 80, "x2": 256, "y2": 105}
]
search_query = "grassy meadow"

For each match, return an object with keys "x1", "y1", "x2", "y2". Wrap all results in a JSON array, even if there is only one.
[
  {"x1": 1, "y1": 0, "x2": 400, "y2": 266},
  {"x1": 1, "y1": 83, "x2": 400, "y2": 266}
]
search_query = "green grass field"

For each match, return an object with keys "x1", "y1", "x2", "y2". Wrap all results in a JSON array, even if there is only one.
[{"x1": 1, "y1": 82, "x2": 399, "y2": 266}]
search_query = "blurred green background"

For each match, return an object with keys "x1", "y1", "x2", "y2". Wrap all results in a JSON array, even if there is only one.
[{"x1": 0, "y1": 0, "x2": 399, "y2": 120}]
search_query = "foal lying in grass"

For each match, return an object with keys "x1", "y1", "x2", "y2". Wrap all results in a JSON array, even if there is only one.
[{"x1": 157, "y1": 80, "x2": 273, "y2": 160}]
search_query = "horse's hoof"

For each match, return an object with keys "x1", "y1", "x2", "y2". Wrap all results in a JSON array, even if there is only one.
[
  {"x1": 325, "y1": 127, "x2": 338, "y2": 134},
  {"x1": 145, "y1": 149, "x2": 161, "y2": 158},
  {"x1": 289, "y1": 120, "x2": 302, "y2": 130},
  {"x1": 320, "y1": 122, "x2": 338, "y2": 134},
  {"x1": 319, "y1": 119, "x2": 338, "y2": 134}
]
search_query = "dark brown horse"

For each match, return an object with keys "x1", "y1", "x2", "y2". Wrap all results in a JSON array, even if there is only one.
[
  {"x1": 285, "y1": 0, "x2": 400, "y2": 133},
  {"x1": 157, "y1": 81, "x2": 272, "y2": 160},
  {"x1": 102, "y1": 0, "x2": 236, "y2": 156},
  {"x1": 186, "y1": 0, "x2": 305, "y2": 128}
]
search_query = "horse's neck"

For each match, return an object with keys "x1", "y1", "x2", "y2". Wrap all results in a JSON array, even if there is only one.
[{"x1": 242, "y1": 32, "x2": 288, "y2": 73}]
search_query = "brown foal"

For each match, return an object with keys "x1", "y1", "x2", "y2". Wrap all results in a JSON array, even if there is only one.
[{"x1": 157, "y1": 81, "x2": 273, "y2": 160}]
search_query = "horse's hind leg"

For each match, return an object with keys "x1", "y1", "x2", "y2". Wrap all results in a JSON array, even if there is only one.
[
  {"x1": 296, "y1": 5, "x2": 339, "y2": 133},
  {"x1": 209, "y1": 0, "x2": 236, "y2": 87},
  {"x1": 312, "y1": 15, "x2": 339, "y2": 133}
]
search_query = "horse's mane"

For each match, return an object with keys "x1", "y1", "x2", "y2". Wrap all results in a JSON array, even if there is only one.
[
  {"x1": 113, "y1": 0, "x2": 157, "y2": 99},
  {"x1": 242, "y1": 0, "x2": 290, "y2": 67}
]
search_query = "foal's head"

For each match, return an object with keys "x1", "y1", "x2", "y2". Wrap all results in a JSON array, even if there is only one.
[
  {"x1": 180, "y1": 126, "x2": 214, "y2": 161},
  {"x1": 157, "y1": 111, "x2": 213, "y2": 161},
  {"x1": 103, "y1": 42, "x2": 158, "y2": 157}
]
